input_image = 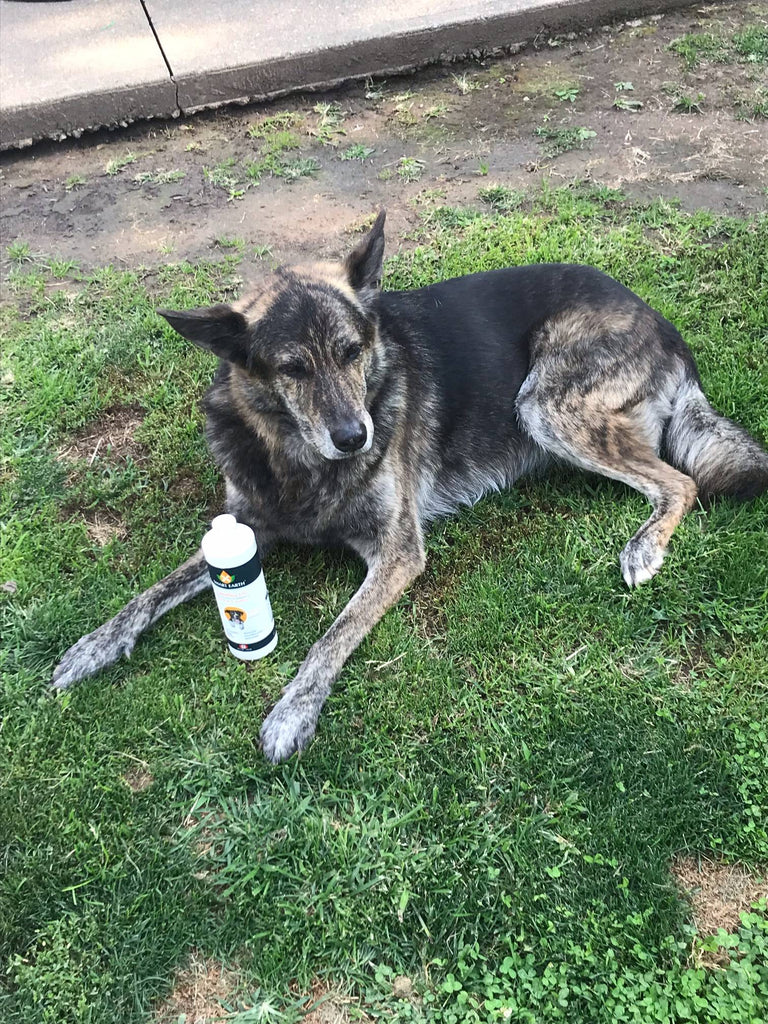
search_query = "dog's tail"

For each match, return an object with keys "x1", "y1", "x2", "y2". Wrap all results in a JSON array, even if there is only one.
[{"x1": 666, "y1": 375, "x2": 768, "y2": 501}]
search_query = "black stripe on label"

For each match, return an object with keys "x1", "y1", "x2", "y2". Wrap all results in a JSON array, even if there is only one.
[
  {"x1": 227, "y1": 626, "x2": 277, "y2": 653},
  {"x1": 208, "y1": 550, "x2": 262, "y2": 589}
]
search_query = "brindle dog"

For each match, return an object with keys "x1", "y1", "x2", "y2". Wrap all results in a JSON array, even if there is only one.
[{"x1": 52, "y1": 211, "x2": 768, "y2": 762}]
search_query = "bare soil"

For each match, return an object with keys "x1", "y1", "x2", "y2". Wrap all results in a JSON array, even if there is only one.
[
  {"x1": 56, "y1": 405, "x2": 146, "y2": 466},
  {"x1": 1, "y1": 3, "x2": 766, "y2": 273},
  {"x1": 152, "y1": 951, "x2": 237, "y2": 1024},
  {"x1": 671, "y1": 855, "x2": 767, "y2": 936}
]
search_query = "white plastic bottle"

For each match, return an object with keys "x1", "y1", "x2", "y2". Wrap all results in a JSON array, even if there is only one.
[{"x1": 201, "y1": 514, "x2": 277, "y2": 660}]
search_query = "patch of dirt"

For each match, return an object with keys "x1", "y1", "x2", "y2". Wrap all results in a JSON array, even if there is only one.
[
  {"x1": 82, "y1": 508, "x2": 128, "y2": 546},
  {"x1": 153, "y1": 951, "x2": 238, "y2": 1024},
  {"x1": 1, "y1": 4, "x2": 766, "y2": 272},
  {"x1": 671, "y1": 855, "x2": 767, "y2": 953},
  {"x1": 57, "y1": 405, "x2": 145, "y2": 466},
  {"x1": 122, "y1": 763, "x2": 154, "y2": 793},
  {"x1": 301, "y1": 981, "x2": 359, "y2": 1024}
]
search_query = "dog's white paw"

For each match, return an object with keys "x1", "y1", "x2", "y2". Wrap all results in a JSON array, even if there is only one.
[
  {"x1": 620, "y1": 535, "x2": 666, "y2": 588},
  {"x1": 260, "y1": 694, "x2": 320, "y2": 763}
]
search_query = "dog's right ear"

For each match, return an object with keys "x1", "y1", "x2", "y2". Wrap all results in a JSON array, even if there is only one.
[{"x1": 157, "y1": 305, "x2": 249, "y2": 365}]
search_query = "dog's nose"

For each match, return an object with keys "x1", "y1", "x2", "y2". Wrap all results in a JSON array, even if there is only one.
[{"x1": 331, "y1": 419, "x2": 367, "y2": 453}]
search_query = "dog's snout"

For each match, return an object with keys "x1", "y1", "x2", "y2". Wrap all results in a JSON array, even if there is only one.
[{"x1": 330, "y1": 418, "x2": 368, "y2": 453}]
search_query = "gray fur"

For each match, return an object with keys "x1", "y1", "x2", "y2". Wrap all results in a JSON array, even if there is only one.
[{"x1": 52, "y1": 214, "x2": 768, "y2": 761}]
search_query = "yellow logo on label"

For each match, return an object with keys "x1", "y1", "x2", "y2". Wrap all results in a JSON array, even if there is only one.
[{"x1": 218, "y1": 570, "x2": 234, "y2": 584}]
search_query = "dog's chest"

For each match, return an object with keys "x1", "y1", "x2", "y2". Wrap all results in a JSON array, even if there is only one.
[{"x1": 231, "y1": 454, "x2": 392, "y2": 549}]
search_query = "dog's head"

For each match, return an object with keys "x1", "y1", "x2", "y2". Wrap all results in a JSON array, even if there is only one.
[{"x1": 158, "y1": 211, "x2": 387, "y2": 461}]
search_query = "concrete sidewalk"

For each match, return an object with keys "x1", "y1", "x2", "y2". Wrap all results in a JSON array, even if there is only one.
[{"x1": 0, "y1": 0, "x2": 701, "y2": 150}]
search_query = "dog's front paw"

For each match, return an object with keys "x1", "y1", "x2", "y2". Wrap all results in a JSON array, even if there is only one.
[
  {"x1": 52, "y1": 628, "x2": 133, "y2": 690},
  {"x1": 620, "y1": 535, "x2": 666, "y2": 587},
  {"x1": 260, "y1": 694, "x2": 319, "y2": 764}
]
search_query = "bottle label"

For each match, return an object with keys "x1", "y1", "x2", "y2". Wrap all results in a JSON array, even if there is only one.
[
  {"x1": 207, "y1": 551, "x2": 262, "y2": 589},
  {"x1": 207, "y1": 552, "x2": 275, "y2": 650}
]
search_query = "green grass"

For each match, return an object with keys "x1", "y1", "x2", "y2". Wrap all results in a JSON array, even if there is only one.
[
  {"x1": 1, "y1": 187, "x2": 767, "y2": 1023},
  {"x1": 478, "y1": 185, "x2": 526, "y2": 213},
  {"x1": 669, "y1": 25, "x2": 768, "y2": 68},
  {"x1": 669, "y1": 32, "x2": 731, "y2": 69},
  {"x1": 733, "y1": 26, "x2": 768, "y2": 63}
]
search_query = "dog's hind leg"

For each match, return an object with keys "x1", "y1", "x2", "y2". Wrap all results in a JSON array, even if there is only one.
[
  {"x1": 52, "y1": 551, "x2": 211, "y2": 689},
  {"x1": 517, "y1": 386, "x2": 698, "y2": 586}
]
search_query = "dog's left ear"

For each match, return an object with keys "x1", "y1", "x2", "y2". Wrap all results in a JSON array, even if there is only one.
[{"x1": 345, "y1": 209, "x2": 386, "y2": 304}]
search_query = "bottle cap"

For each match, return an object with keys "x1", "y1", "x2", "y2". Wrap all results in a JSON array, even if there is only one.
[
  {"x1": 211, "y1": 513, "x2": 237, "y2": 530},
  {"x1": 202, "y1": 514, "x2": 257, "y2": 568}
]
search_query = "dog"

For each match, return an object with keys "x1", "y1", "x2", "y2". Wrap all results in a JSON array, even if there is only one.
[{"x1": 52, "y1": 210, "x2": 768, "y2": 762}]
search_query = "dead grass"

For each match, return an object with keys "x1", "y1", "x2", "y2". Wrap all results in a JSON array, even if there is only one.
[
  {"x1": 671, "y1": 855, "x2": 767, "y2": 940},
  {"x1": 83, "y1": 508, "x2": 128, "y2": 546},
  {"x1": 57, "y1": 405, "x2": 145, "y2": 465},
  {"x1": 302, "y1": 980, "x2": 356, "y2": 1024},
  {"x1": 153, "y1": 951, "x2": 237, "y2": 1024},
  {"x1": 122, "y1": 763, "x2": 154, "y2": 793}
]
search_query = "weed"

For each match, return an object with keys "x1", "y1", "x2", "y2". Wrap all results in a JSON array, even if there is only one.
[
  {"x1": 669, "y1": 32, "x2": 730, "y2": 69},
  {"x1": 613, "y1": 95, "x2": 644, "y2": 111},
  {"x1": 476, "y1": 161, "x2": 489, "y2": 177},
  {"x1": 340, "y1": 144, "x2": 375, "y2": 161},
  {"x1": 733, "y1": 26, "x2": 768, "y2": 63},
  {"x1": 252, "y1": 245, "x2": 273, "y2": 259},
  {"x1": 6, "y1": 240, "x2": 32, "y2": 264},
  {"x1": 275, "y1": 157, "x2": 320, "y2": 181},
  {"x1": 612, "y1": 81, "x2": 643, "y2": 111},
  {"x1": 364, "y1": 76, "x2": 386, "y2": 101},
  {"x1": 243, "y1": 162, "x2": 265, "y2": 184},
  {"x1": 261, "y1": 130, "x2": 302, "y2": 156},
  {"x1": 203, "y1": 159, "x2": 246, "y2": 200},
  {"x1": 393, "y1": 102, "x2": 418, "y2": 129},
  {"x1": 64, "y1": 174, "x2": 86, "y2": 191},
  {"x1": 534, "y1": 122, "x2": 597, "y2": 157},
  {"x1": 104, "y1": 153, "x2": 137, "y2": 176},
  {"x1": 424, "y1": 103, "x2": 449, "y2": 120},
  {"x1": 311, "y1": 102, "x2": 346, "y2": 146},
  {"x1": 673, "y1": 91, "x2": 706, "y2": 114},
  {"x1": 213, "y1": 237, "x2": 245, "y2": 252},
  {"x1": 47, "y1": 259, "x2": 79, "y2": 277},
  {"x1": 397, "y1": 157, "x2": 425, "y2": 183},
  {"x1": 554, "y1": 85, "x2": 580, "y2": 103},
  {"x1": 735, "y1": 87, "x2": 768, "y2": 120},
  {"x1": 452, "y1": 73, "x2": 479, "y2": 95},
  {"x1": 246, "y1": 111, "x2": 301, "y2": 139},
  {"x1": 203, "y1": 158, "x2": 239, "y2": 190},
  {"x1": 133, "y1": 170, "x2": 186, "y2": 186},
  {"x1": 344, "y1": 213, "x2": 378, "y2": 234}
]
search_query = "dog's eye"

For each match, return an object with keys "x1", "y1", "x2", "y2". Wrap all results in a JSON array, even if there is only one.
[
  {"x1": 343, "y1": 344, "x2": 363, "y2": 363},
  {"x1": 280, "y1": 361, "x2": 309, "y2": 379}
]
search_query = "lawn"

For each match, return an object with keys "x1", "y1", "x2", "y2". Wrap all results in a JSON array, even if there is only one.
[{"x1": 1, "y1": 186, "x2": 767, "y2": 1023}]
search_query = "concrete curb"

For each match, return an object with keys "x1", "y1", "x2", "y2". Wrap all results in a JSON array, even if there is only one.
[{"x1": 1, "y1": 0, "x2": 703, "y2": 151}]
